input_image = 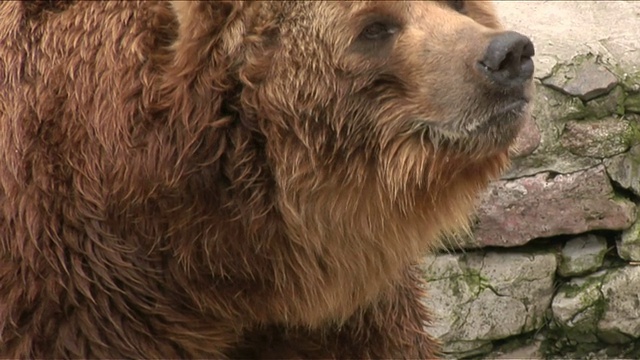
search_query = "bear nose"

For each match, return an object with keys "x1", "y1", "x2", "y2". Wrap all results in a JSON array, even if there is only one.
[{"x1": 479, "y1": 31, "x2": 535, "y2": 88}]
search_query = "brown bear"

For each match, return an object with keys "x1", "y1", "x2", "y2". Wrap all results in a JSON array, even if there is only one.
[{"x1": 0, "y1": 1, "x2": 534, "y2": 358}]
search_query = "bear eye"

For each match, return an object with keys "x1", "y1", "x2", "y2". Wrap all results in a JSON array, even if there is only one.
[
  {"x1": 359, "y1": 21, "x2": 399, "y2": 41},
  {"x1": 449, "y1": 0, "x2": 466, "y2": 13}
]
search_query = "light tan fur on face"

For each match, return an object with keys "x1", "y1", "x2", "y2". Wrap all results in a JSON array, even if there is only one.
[{"x1": 227, "y1": 1, "x2": 522, "y2": 325}]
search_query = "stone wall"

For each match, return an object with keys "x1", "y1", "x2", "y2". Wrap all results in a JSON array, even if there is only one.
[{"x1": 423, "y1": 2, "x2": 640, "y2": 359}]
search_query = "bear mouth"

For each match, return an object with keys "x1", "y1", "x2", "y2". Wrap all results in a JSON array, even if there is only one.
[
  {"x1": 492, "y1": 99, "x2": 528, "y2": 119},
  {"x1": 479, "y1": 98, "x2": 529, "y2": 132},
  {"x1": 474, "y1": 99, "x2": 529, "y2": 149},
  {"x1": 413, "y1": 97, "x2": 531, "y2": 152}
]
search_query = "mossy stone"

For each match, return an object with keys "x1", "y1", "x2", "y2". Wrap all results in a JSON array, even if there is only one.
[
  {"x1": 624, "y1": 93, "x2": 640, "y2": 114},
  {"x1": 560, "y1": 117, "x2": 635, "y2": 158}
]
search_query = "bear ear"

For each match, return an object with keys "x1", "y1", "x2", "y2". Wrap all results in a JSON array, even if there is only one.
[
  {"x1": 163, "y1": 2, "x2": 251, "y2": 133},
  {"x1": 167, "y1": 1, "x2": 247, "y2": 87},
  {"x1": 471, "y1": 2, "x2": 504, "y2": 30},
  {"x1": 170, "y1": 1, "x2": 247, "y2": 48}
]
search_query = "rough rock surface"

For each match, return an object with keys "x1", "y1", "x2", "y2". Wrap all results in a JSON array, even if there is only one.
[
  {"x1": 495, "y1": 2, "x2": 640, "y2": 79},
  {"x1": 558, "y1": 235, "x2": 608, "y2": 277},
  {"x1": 491, "y1": 338, "x2": 544, "y2": 360},
  {"x1": 506, "y1": 86, "x2": 638, "y2": 179},
  {"x1": 550, "y1": 266, "x2": 640, "y2": 348},
  {"x1": 506, "y1": 85, "x2": 602, "y2": 179},
  {"x1": 422, "y1": 251, "x2": 556, "y2": 356},
  {"x1": 585, "y1": 86, "x2": 626, "y2": 119},
  {"x1": 626, "y1": 93, "x2": 640, "y2": 113},
  {"x1": 605, "y1": 144, "x2": 640, "y2": 197},
  {"x1": 618, "y1": 214, "x2": 640, "y2": 262},
  {"x1": 584, "y1": 86, "x2": 626, "y2": 119},
  {"x1": 552, "y1": 271, "x2": 607, "y2": 343},
  {"x1": 542, "y1": 57, "x2": 618, "y2": 101},
  {"x1": 597, "y1": 266, "x2": 640, "y2": 343},
  {"x1": 561, "y1": 118, "x2": 634, "y2": 159},
  {"x1": 472, "y1": 166, "x2": 636, "y2": 247}
]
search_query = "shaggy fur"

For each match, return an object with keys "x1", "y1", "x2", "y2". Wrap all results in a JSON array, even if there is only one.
[{"x1": 0, "y1": 1, "x2": 533, "y2": 358}]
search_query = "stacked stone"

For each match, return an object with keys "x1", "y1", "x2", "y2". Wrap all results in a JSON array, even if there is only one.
[{"x1": 425, "y1": 54, "x2": 640, "y2": 359}]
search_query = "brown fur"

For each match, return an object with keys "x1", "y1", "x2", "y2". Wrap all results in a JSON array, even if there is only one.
[{"x1": 0, "y1": 1, "x2": 532, "y2": 358}]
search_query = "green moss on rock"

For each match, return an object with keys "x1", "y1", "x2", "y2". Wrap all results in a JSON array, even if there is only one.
[
  {"x1": 619, "y1": 70, "x2": 640, "y2": 93},
  {"x1": 551, "y1": 272, "x2": 607, "y2": 343},
  {"x1": 606, "y1": 144, "x2": 640, "y2": 199},
  {"x1": 584, "y1": 85, "x2": 626, "y2": 118},
  {"x1": 541, "y1": 54, "x2": 619, "y2": 102},
  {"x1": 558, "y1": 235, "x2": 608, "y2": 277},
  {"x1": 618, "y1": 212, "x2": 640, "y2": 261},
  {"x1": 624, "y1": 93, "x2": 640, "y2": 114}
]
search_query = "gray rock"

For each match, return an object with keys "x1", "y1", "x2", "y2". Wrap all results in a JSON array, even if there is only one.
[
  {"x1": 560, "y1": 117, "x2": 634, "y2": 159},
  {"x1": 618, "y1": 213, "x2": 640, "y2": 262},
  {"x1": 490, "y1": 336, "x2": 545, "y2": 360},
  {"x1": 626, "y1": 92, "x2": 640, "y2": 113},
  {"x1": 584, "y1": 86, "x2": 625, "y2": 118},
  {"x1": 442, "y1": 340, "x2": 493, "y2": 359},
  {"x1": 422, "y1": 250, "x2": 556, "y2": 355},
  {"x1": 421, "y1": 253, "x2": 478, "y2": 341},
  {"x1": 495, "y1": 2, "x2": 640, "y2": 80},
  {"x1": 598, "y1": 266, "x2": 640, "y2": 343},
  {"x1": 621, "y1": 72, "x2": 640, "y2": 94},
  {"x1": 605, "y1": 142, "x2": 640, "y2": 197},
  {"x1": 473, "y1": 166, "x2": 636, "y2": 247},
  {"x1": 552, "y1": 271, "x2": 607, "y2": 343},
  {"x1": 505, "y1": 85, "x2": 601, "y2": 179},
  {"x1": 479, "y1": 251, "x2": 557, "y2": 332},
  {"x1": 558, "y1": 235, "x2": 608, "y2": 277},
  {"x1": 542, "y1": 56, "x2": 619, "y2": 101},
  {"x1": 461, "y1": 288, "x2": 527, "y2": 340},
  {"x1": 422, "y1": 252, "x2": 466, "y2": 281},
  {"x1": 536, "y1": 84, "x2": 590, "y2": 121}
]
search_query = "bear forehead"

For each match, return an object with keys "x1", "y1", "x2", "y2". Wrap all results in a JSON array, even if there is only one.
[
  {"x1": 247, "y1": 1, "x2": 500, "y2": 53},
  {"x1": 255, "y1": 1, "x2": 496, "y2": 29}
]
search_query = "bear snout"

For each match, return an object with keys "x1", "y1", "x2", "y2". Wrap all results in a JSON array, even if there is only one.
[{"x1": 478, "y1": 31, "x2": 535, "y2": 90}]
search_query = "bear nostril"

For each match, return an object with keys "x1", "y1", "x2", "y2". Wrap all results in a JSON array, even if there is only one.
[{"x1": 479, "y1": 31, "x2": 535, "y2": 88}]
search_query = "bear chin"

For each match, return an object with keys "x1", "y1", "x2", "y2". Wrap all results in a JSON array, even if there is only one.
[{"x1": 414, "y1": 101, "x2": 530, "y2": 157}]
